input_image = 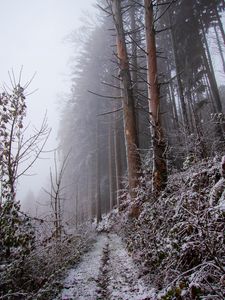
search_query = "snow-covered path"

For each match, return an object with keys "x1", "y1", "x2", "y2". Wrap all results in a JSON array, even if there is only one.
[
  {"x1": 57, "y1": 233, "x2": 155, "y2": 300},
  {"x1": 106, "y1": 234, "x2": 154, "y2": 299}
]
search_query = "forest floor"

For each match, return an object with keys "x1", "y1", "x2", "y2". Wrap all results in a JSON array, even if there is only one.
[{"x1": 55, "y1": 233, "x2": 155, "y2": 300}]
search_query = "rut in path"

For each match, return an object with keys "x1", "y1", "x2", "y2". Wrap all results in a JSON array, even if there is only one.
[{"x1": 58, "y1": 233, "x2": 155, "y2": 300}]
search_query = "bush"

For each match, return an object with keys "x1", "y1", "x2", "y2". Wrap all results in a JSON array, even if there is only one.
[{"x1": 117, "y1": 158, "x2": 225, "y2": 299}]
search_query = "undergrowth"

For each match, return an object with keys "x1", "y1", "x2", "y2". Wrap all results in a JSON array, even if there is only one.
[
  {"x1": 0, "y1": 225, "x2": 96, "y2": 300},
  {"x1": 112, "y1": 158, "x2": 225, "y2": 299}
]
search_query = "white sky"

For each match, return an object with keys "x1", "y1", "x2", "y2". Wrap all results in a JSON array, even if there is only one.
[{"x1": 0, "y1": 0, "x2": 95, "y2": 200}]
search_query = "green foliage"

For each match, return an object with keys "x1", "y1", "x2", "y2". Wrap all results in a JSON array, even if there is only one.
[
  {"x1": 0, "y1": 83, "x2": 35, "y2": 259},
  {"x1": 0, "y1": 200, "x2": 34, "y2": 257}
]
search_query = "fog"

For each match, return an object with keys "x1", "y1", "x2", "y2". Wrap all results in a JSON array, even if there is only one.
[{"x1": 0, "y1": 0, "x2": 95, "y2": 200}]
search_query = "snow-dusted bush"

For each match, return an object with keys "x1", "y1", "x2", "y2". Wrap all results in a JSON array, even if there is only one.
[
  {"x1": 0, "y1": 200, "x2": 34, "y2": 258},
  {"x1": 118, "y1": 158, "x2": 225, "y2": 299},
  {"x1": 0, "y1": 224, "x2": 97, "y2": 299},
  {"x1": 0, "y1": 84, "x2": 35, "y2": 259},
  {"x1": 0, "y1": 78, "x2": 49, "y2": 260}
]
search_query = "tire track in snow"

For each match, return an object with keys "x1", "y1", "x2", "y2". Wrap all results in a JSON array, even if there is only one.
[
  {"x1": 106, "y1": 233, "x2": 154, "y2": 300},
  {"x1": 57, "y1": 233, "x2": 155, "y2": 300},
  {"x1": 96, "y1": 241, "x2": 110, "y2": 299},
  {"x1": 59, "y1": 234, "x2": 108, "y2": 300}
]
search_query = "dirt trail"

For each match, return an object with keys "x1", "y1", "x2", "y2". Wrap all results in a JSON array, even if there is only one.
[{"x1": 57, "y1": 233, "x2": 155, "y2": 300}]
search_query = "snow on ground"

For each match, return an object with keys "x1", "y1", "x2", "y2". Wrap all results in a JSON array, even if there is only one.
[
  {"x1": 107, "y1": 234, "x2": 156, "y2": 300},
  {"x1": 56, "y1": 233, "x2": 155, "y2": 300},
  {"x1": 58, "y1": 234, "x2": 108, "y2": 300}
]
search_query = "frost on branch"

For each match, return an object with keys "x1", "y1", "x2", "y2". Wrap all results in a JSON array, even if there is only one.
[
  {"x1": 116, "y1": 158, "x2": 225, "y2": 299},
  {"x1": 0, "y1": 78, "x2": 49, "y2": 259},
  {"x1": 210, "y1": 155, "x2": 225, "y2": 206}
]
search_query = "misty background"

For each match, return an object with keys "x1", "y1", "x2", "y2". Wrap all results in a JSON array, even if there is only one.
[
  {"x1": 0, "y1": 0, "x2": 224, "y2": 212},
  {"x1": 0, "y1": 0, "x2": 95, "y2": 201}
]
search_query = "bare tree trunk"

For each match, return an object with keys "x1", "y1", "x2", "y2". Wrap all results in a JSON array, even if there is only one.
[
  {"x1": 200, "y1": 20, "x2": 222, "y2": 113},
  {"x1": 75, "y1": 183, "x2": 78, "y2": 229},
  {"x1": 144, "y1": 0, "x2": 167, "y2": 194},
  {"x1": 187, "y1": 87, "x2": 207, "y2": 158},
  {"x1": 53, "y1": 187, "x2": 58, "y2": 238},
  {"x1": 166, "y1": 60, "x2": 179, "y2": 131},
  {"x1": 108, "y1": 118, "x2": 114, "y2": 211},
  {"x1": 214, "y1": 6, "x2": 225, "y2": 45},
  {"x1": 114, "y1": 103, "x2": 122, "y2": 207},
  {"x1": 85, "y1": 167, "x2": 90, "y2": 222},
  {"x1": 202, "y1": 42, "x2": 222, "y2": 113},
  {"x1": 96, "y1": 121, "x2": 102, "y2": 223},
  {"x1": 186, "y1": 91, "x2": 195, "y2": 134},
  {"x1": 57, "y1": 192, "x2": 62, "y2": 239},
  {"x1": 111, "y1": 0, "x2": 141, "y2": 199},
  {"x1": 168, "y1": 11, "x2": 189, "y2": 134},
  {"x1": 130, "y1": 2, "x2": 140, "y2": 145},
  {"x1": 214, "y1": 25, "x2": 225, "y2": 74},
  {"x1": 90, "y1": 160, "x2": 96, "y2": 221}
]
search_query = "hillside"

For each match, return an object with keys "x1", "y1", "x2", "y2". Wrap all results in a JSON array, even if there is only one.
[{"x1": 97, "y1": 157, "x2": 225, "y2": 299}]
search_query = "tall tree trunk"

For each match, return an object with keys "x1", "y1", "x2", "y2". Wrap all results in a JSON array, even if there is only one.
[
  {"x1": 75, "y1": 182, "x2": 78, "y2": 229},
  {"x1": 86, "y1": 166, "x2": 90, "y2": 221},
  {"x1": 214, "y1": 25, "x2": 225, "y2": 74},
  {"x1": 108, "y1": 118, "x2": 114, "y2": 211},
  {"x1": 130, "y1": 2, "x2": 140, "y2": 145},
  {"x1": 57, "y1": 193, "x2": 62, "y2": 240},
  {"x1": 200, "y1": 20, "x2": 222, "y2": 113},
  {"x1": 204, "y1": 73, "x2": 216, "y2": 112},
  {"x1": 169, "y1": 83, "x2": 179, "y2": 130},
  {"x1": 214, "y1": 5, "x2": 225, "y2": 45},
  {"x1": 96, "y1": 120, "x2": 102, "y2": 223},
  {"x1": 90, "y1": 160, "x2": 96, "y2": 221},
  {"x1": 168, "y1": 11, "x2": 189, "y2": 134},
  {"x1": 144, "y1": 0, "x2": 167, "y2": 194},
  {"x1": 186, "y1": 90, "x2": 195, "y2": 134},
  {"x1": 202, "y1": 42, "x2": 222, "y2": 113},
  {"x1": 114, "y1": 103, "x2": 122, "y2": 208},
  {"x1": 166, "y1": 60, "x2": 179, "y2": 131},
  {"x1": 187, "y1": 86, "x2": 207, "y2": 158},
  {"x1": 111, "y1": 0, "x2": 141, "y2": 199}
]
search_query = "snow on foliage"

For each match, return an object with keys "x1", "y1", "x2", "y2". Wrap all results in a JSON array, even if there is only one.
[
  {"x1": 109, "y1": 158, "x2": 225, "y2": 299},
  {"x1": 0, "y1": 225, "x2": 97, "y2": 300}
]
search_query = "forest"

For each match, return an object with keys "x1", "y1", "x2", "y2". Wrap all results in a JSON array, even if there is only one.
[{"x1": 0, "y1": 0, "x2": 225, "y2": 299}]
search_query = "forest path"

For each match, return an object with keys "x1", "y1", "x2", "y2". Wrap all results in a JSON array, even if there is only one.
[{"x1": 57, "y1": 233, "x2": 154, "y2": 300}]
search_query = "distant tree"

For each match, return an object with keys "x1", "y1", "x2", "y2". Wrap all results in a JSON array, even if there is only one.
[
  {"x1": 43, "y1": 152, "x2": 69, "y2": 239},
  {"x1": 58, "y1": 17, "x2": 121, "y2": 223}
]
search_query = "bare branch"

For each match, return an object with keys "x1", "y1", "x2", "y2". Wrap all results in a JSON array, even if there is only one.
[
  {"x1": 87, "y1": 89, "x2": 123, "y2": 100},
  {"x1": 97, "y1": 106, "x2": 123, "y2": 116}
]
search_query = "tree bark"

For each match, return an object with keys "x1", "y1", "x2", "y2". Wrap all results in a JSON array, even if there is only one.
[
  {"x1": 144, "y1": 0, "x2": 167, "y2": 194},
  {"x1": 166, "y1": 59, "x2": 179, "y2": 131},
  {"x1": 198, "y1": 18, "x2": 222, "y2": 115},
  {"x1": 111, "y1": 0, "x2": 141, "y2": 199},
  {"x1": 114, "y1": 102, "x2": 122, "y2": 208},
  {"x1": 201, "y1": 26, "x2": 222, "y2": 113},
  {"x1": 96, "y1": 120, "x2": 102, "y2": 223},
  {"x1": 214, "y1": 25, "x2": 225, "y2": 74},
  {"x1": 214, "y1": 5, "x2": 225, "y2": 46},
  {"x1": 130, "y1": 2, "x2": 140, "y2": 145},
  {"x1": 108, "y1": 118, "x2": 114, "y2": 211},
  {"x1": 168, "y1": 11, "x2": 189, "y2": 134},
  {"x1": 75, "y1": 182, "x2": 78, "y2": 229}
]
